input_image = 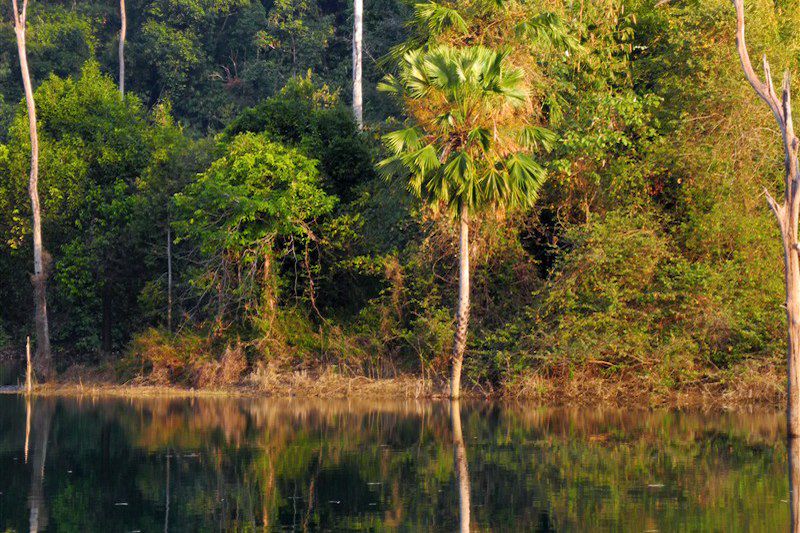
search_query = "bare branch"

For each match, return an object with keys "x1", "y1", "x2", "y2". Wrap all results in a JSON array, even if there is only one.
[
  {"x1": 764, "y1": 55, "x2": 776, "y2": 98},
  {"x1": 733, "y1": 0, "x2": 785, "y2": 131},
  {"x1": 785, "y1": 71, "x2": 796, "y2": 143},
  {"x1": 21, "y1": 0, "x2": 27, "y2": 25},
  {"x1": 10, "y1": 0, "x2": 20, "y2": 26},
  {"x1": 765, "y1": 187, "x2": 785, "y2": 222}
]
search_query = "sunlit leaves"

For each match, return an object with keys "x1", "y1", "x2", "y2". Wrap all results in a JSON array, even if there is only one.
[
  {"x1": 516, "y1": 12, "x2": 582, "y2": 54},
  {"x1": 413, "y1": 2, "x2": 468, "y2": 36},
  {"x1": 518, "y1": 126, "x2": 557, "y2": 152},
  {"x1": 379, "y1": 40, "x2": 549, "y2": 217},
  {"x1": 174, "y1": 132, "x2": 336, "y2": 255}
]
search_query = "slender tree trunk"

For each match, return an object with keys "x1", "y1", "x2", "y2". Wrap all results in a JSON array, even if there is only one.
[
  {"x1": 352, "y1": 0, "x2": 363, "y2": 128},
  {"x1": 451, "y1": 400, "x2": 470, "y2": 533},
  {"x1": 26, "y1": 335, "x2": 32, "y2": 394},
  {"x1": 119, "y1": 0, "x2": 126, "y2": 95},
  {"x1": 13, "y1": 0, "x2": 52, "y2": 377},
  {"x1": 733, "y1": 0, "x2": 800, "y2": 436},
  {"x1": 787, "y1": 238, "x2": 800, "y2": 435},
  {"x1": 167, "y1": 223, "x2": 173, "y2": 332},
  {"x1": 450, "y1": 206, "x2": 470, "y2": 399}
]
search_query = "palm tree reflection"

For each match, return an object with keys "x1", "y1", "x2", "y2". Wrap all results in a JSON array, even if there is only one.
[{"x1": 451, "y1": 400, "x2": 470, "y2": 533}]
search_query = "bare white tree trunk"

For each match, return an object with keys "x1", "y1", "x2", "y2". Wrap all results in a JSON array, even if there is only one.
[
  {"x1": 734, "y1": 0, "x2": 800, "y2": 436},
  {"x1": 352, "y1": 0, "x2": 363, "y2": 128},
  {"x1": 450, "y1": 206, "x2": 470, "y2": 399},
  {"x1": 26, "y1": 335, "x2": 32, "y2": 394},
  {"x1": 451, "y1": 400, "x2": 470, "y2": 533},
  {"x1": 119, "y1": 0, "x2": 126, "y2": 95},
  {"x1": 13, "y1": 0, "x2": 51, "y2": 377}
]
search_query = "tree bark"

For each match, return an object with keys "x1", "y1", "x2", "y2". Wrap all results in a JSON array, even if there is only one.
[
  {"x1": 786, "y1": 235, "x2": 800, "y2": 435},
  {"x1": 119, "y1": 0, "x2": 126, "y2": 95},
  {"x1": 733, "y1": 0, "x2": 800, "y2": 436},
  {"x1": 450, "y1": 206, "x2": 470, "y2": 399},
  {"x1": 13, "y1": 0, "x2": 52, "y2": 377},
  {"x1": 451, "y1": 400, "x2": 470, "y2": 533},
  {"x1": 352, "y1": 0, "x2": 363, "y2": 128}
]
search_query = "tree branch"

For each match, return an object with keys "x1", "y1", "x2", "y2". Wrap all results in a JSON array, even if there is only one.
[
  {"x1": 10, "y1": 0, "x2": 19, "y2": 26},
  {"x1": 765, "y1": 187, "x2": 786, "y2": 225},
  {"x1": 733, "y1": 0, "x2": 785, "y2": 133}
]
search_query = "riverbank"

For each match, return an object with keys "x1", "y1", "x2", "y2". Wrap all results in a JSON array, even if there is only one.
[{"x1": 1, "y1": 357, "x2": 786, "y2": 409}]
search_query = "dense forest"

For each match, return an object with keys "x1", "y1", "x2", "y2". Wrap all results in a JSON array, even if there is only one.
[{"x1": 0, "y1": 0, "x2": 797, "y2": 399}]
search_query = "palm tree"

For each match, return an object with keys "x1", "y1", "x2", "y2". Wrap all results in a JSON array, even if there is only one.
[{"x1": 379, "y1": 45, "x2": 553, "y2": 398}]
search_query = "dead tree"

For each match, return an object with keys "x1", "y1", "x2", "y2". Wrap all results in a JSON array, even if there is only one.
[
  {"x1": 12, "y1": 0, "x2": 52, "y2": 376},
  {"x1": 352, "y1": 0, "x2": 363, "y2": 128},
  {"x1": 119, "y1": 0, "x2": 126, "y2": 95},
  {"x1": 734, "y1": 0, "x2": 800, "y2": 436}
]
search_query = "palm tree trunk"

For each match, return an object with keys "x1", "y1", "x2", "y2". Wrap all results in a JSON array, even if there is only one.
[
  {"x1": 13, "y1": 0, "x2": 52, "y2": 377},
  {"x1": 352, "y1": 0, "x2": 363, "y2": 128},
  {"x1": 119, "y1": 0, "x2": 126, "y2": 95},
  {"x1": 450, "y1": 206, "x2": 470, "y2": 399}
]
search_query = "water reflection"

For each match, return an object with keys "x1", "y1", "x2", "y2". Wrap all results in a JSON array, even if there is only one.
[
  {"x1": 0, "y1": 396, "x2": 793, "y2": 531},
  {"x1": 792, "y1": 437, "x2": 800, "y2": 532},
  {"x1": 451, "y1": 401, "x2": 470, "y2": 533},
  {"x1": 23, "y1": 397, "x2": 52, "y2": 533}
]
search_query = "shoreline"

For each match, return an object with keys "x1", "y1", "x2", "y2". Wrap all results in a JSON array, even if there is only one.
[{"x1": 0, "y1": 368, "x2": 786, "y2": 410}]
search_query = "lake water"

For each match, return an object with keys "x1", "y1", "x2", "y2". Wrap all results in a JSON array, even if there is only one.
[{"x1": 0, "y1": 394, "x2": 793, "y2": 532}]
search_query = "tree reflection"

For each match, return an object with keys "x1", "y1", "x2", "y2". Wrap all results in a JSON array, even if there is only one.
[
  {"x1": 451, "y1": 400, "x2": 471, "y2": 533},
  {"x1": 0, "y1": 397, "x2": 792, "y2": 531},
  {"x1": 27, "y1": 398, "x2": 53, "y2": 533}
]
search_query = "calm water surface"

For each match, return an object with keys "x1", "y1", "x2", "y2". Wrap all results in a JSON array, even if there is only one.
[{"x1": 0, "y1": 395, "x2": 792, "y2": 531}]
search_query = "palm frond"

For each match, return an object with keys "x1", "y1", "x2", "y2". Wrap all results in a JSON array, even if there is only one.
[
  {"x1": 376, "y1": 74, "x2": 403, "y2": 95},
  {"x1": 518, "y1": 125, "x2": 557, "y2": 152},
  {"x1": 382, "y1": 127, "x2": 424, "y2": 154},
  {"x1": 413, "y1": 2, "x2": 469, "y2": 36},
  {"x1": 503, "y1": 153, "x2": 547, "y2": 207},
  {"x1": 402, "y1": 144, "x2": 441, "y2": 175}
]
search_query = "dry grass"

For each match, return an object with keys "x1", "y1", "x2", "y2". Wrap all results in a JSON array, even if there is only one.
[
  {"x1": 505, "y1": 359, "x2": 786, "y2": 408},
  {"x1": 246, "y1": 364, "x2": 439, "y2": 398},
  {"x1": 4, "y1": 352, "x2": 786, "y2": 408},
  {"x1": 7, "y1": 364, "x2": 441, "y2": 401}
]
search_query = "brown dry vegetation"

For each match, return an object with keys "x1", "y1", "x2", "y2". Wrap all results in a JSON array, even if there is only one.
[{"x1": 7, "y1": 356, "x2": 784, "y2": 409}]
